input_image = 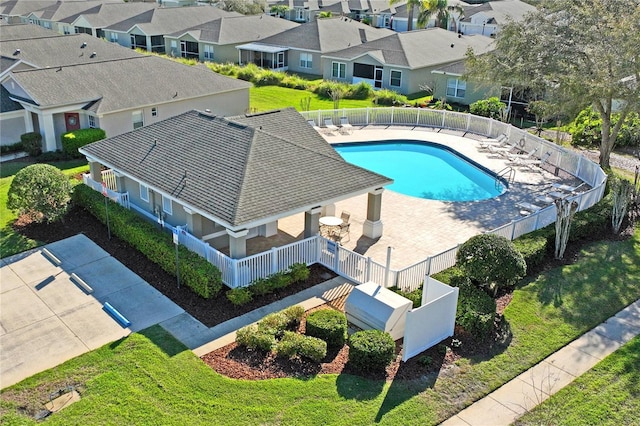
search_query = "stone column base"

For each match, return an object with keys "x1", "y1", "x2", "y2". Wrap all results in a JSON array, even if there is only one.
[{"x1": 363, "y1": 220, "x2": 383, "y2": 239}]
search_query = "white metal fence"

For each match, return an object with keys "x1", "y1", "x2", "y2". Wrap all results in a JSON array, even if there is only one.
[{"x1": 81, "y1": 108, "x2": 607, "y2": 295}]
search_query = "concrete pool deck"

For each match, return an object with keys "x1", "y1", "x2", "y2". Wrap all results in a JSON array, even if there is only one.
[{"x1": 247, "y1": 126, "x2": 585, "y2": 270}]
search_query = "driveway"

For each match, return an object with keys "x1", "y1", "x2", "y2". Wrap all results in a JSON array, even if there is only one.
[{"x1": 0, "y1": 234, "x2": 185, "y2": 389}]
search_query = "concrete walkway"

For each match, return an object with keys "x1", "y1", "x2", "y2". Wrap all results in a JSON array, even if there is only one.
[{"x1": 440, "y1": 299, "x2": 640, "y2": 426}]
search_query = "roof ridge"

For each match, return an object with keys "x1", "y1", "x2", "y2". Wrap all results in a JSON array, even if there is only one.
[{"x1": 9, "y1": 55, "x2": 147, "y2": 73}]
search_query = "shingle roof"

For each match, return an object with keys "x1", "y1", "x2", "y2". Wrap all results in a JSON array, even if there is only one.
[
  {"x1": 8, "y1": 56, "x2": 250, "y2": 113},
  {"x1": 462, "y1": 0, "x2": 536, "y2": 24},
  {"x1": 256, "y1": 16, "x2": 394, "y2": 53},
  {"x1": 0, "y1": 33, "x2": 142, "y2": 68},
  {"x1": 0, "y1": 84, "x2": 23, "y2": 113},
  {"x1": 68, "y1": 2, "x2": 158, "y2": 28},
  {"x1": 28, "y1": 0, "x2": 110, "y2": 22},
  {"x1": 167, "y1": 14, "x2": 299, "y2": 45},
  {"x1": 324, "y1": 28, "x2": 495, "y2": 69},
  {"x1": 0, "y1": 0, "x2": 60, "y2": 17},
  {"x1": 0, "y1": 22, "x2": 61, "y2": 41},
  {"x1": 0, "y1": 55, "x2": 18, "y2": 73},
  {"x1": 80, "y1": 108, "x2": 391, "y2": 228},
  {"x1": 106, "y1": 5, "x2": 240, "y2": 35}
]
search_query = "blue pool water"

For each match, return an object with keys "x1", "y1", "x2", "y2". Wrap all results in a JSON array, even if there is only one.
[{"x1": 334, "y1": 141, "x2": 505, "y2": 201}]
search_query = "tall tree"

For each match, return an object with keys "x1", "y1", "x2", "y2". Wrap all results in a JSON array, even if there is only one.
[
  {"x1": 390, "y1": 0, "x2": 423, "y2": 32},
  {"x1": 417, "y1": 0, "x2": 464, "y2": 30},
  {"x1": 466, "y1": 0, "x2": 640, "y2": 168}
]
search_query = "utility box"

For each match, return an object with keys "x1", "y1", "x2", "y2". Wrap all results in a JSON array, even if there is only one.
[{"x1": 345, "y1": 281, "x2": 413, "y2": 340}]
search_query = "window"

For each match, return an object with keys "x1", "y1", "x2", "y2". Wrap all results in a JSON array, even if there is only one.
[
  {"x1": 109, "y1": 32, "x2": 118, "y2": 42},
  {"x1": 132, "y1": 110, "x2": 143, "y2": 129},
  {"x1": 130, "y1": 34, "x2": 147, "y2": 50},
  {"x1": 299, "y1": 52, "x2": 312, "y2": 68},
  {"x1": 150, "y1": 35, "x2": 164, "y2": 53},
  {"x1": 390, "y1": 70, "x2": 402, "y2": 87},
  {"x1": 295, "y1": 8, "x2": 305, "y2": 21},
  {"x1": 151, "y1": 107, "x2": 158, "y2": 117},
  {"x1": 332, "y1": 61, "x2": 346, "y2": 79},
  {"x1": 63, "y1": 27, "x2": 71, "y2": 35},
  {"x1": 353, "y1": 63, "x2": 374, "y2": 79},
  {"x1": 203, "y1": 44, "x2": 214, "y2": 61},
  {"x1": 446, "y1": 78, "x2": 466, "y2": 98},
  {"x1": 180, "y1": 40, "x2": 199, "y2": 59},
  {"x1": 88, "y1": 115, "x2": 96, "y2": 128},
  {"x1": 140, "y1": 183, "x2": 149, "y2": 202},
  {"x1": 162, "y1": 195, "x2": 172, "y2": 215}
]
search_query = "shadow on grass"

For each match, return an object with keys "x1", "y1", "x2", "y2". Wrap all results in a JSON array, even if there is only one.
[
  {"x1": 137, "y1": 325, "x2": 187, "y2": 357},
  {"x1": 335, "y1": 373, "x2": 386, "y2": 401},
  {"x1": 374, "y1": 365, "x2": 437, "y2": 423}
]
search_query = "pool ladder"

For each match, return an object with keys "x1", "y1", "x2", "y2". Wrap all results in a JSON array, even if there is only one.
[{"x1": 495, "y1": 166, "x2": 515, "y2": 191}]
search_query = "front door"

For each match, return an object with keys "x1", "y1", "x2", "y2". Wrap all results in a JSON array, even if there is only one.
[
  {"x1": 374, "y1": 66, "x2": 383, "y2": 89},
  {"x1": 64, "y1": 113, "x2": 80, "y2": 132}
]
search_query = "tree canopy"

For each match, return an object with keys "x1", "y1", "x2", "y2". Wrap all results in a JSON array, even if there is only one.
[{"x1": 466, "y1": 0, "x2": 640, "y2": 168}]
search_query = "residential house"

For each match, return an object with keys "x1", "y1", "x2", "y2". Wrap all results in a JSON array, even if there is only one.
[
  {"x1": 102, "y1": 5, "x2": 239, "y2": 53},
  {"x1": 388, "y1": 0, "x2": 467, "y2": 32},
  {"x1": 322, "y1": 28, "x2": 495, "y2": 99},
  {"x1": 268, "y1": 0, "x2": 349, "y2": 23},
  {"x1": 0, "y1": 0, "x2": 69, "y2": 24},
  {"x1": 61, "y1": 2, "x2": 159, "y2": 38},
  {"x1": 21, "y1": 0, "x2": 121, "y2": 35},
  {"x1": 236, "y1": 16, "x2": 394, "y2": 75},
  {"x1": 80, "y1": 108, "x2": 392, "y2": 258},
  {"x1": 0, "y1": 23, "x2": 250, "y2": 151},
  {"x1": 164, "y1": 14, "x2": 299, "y2": 63},
  {"x1": 458, "y1": 0, "x2": 536, "y2": 36}
]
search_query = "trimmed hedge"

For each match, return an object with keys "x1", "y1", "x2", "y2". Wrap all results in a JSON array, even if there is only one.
[
  {"x1": 348, "y1": 330, "x2": 395, "y2": 373},
  {"x1": 454, "y1": 277, "x2": 497, "y2": 339},
  {"x1": 236, "y1": 305, "x2": 307, "y2": 353},
  {"x1": 305, "y1": 309, "x2": 347, "y2": 347},
  {"x1": 73, "y1": 185, "x2": 222, "y2": 298},
  {"x1": 276, "y1": 331, "x2": 327, "y2": 362},
  {"x1": 62, "y1": 128, "x2": 106, "y2": 158},
  {"x1": 236, "y1": 325, "x2": 276, "y2": 352},
  {"x1": 21, "y1": 132, "x2": 42, "y2": 157},
  {"x1": 389, "y1": 286, "x2": 422, "y2": 309},
  {"x1": 1, "y1": 141, "x2": 24, "y2": 155}
]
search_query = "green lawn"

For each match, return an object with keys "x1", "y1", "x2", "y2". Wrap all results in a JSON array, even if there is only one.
[
  {"x1": 2, "y1": 227, "x2": 638, "y2": 425},
  {"x1": 515, "y1": 335, "x2": 640, "y2": 426},
  {"x1": 250, "y1": 85, "x2": 376, "y2": 112},
  {"x1": 0, "y1": 160, "x2": 88, "y2": 258}
]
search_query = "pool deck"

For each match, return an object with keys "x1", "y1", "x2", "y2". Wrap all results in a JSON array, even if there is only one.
[{"x1": 247, "y1": 125, "x2": 584, "y2": 270}]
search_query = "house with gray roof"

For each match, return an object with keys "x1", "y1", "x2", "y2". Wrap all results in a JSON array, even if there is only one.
[
  {"x1": 102, "y1": 5, "x2": 239, "y2": 53},
  {"x1": 268, "y1": 0, "x2": 349, "y2": 23},
  {"x1": 0, "y1": 0, "x2": 69, "y2": 24},
  {"x1": 321, "y1": 27, "x2": 496, "y2": 99},
  {"x1": 21, "y1": 0, "x2": 119, "y2": 35},
  {"x1": 163, "y1": 14, "x2": 299, "y2": 64},
  {"x1": 62, "y1": 2, "x2": 158, "y2": 39},
  {"x1": 458, "y1": 0, "x2": 536, "y2": 36},
  {"x1": 80, "y1": 108, "x2": 392, "y2": 258},
  {"x1": 236, "y1": 16, "x2": 394, "y2": 76}
]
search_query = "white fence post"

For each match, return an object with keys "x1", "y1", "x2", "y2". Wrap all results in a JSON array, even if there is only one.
[
  {"x1": 510, "y1": 221, "x2": 517, "y2": 240},
  {"x1": 466, "y1": 113, "x2": 471, "y2": 131},
  {"x1": 366, "y1": 107, "x2": 370, "y2": 124},
  {"x1": 271, "y1": 247, "x2": 278, "y2": 274},
  {"x1": 390, "y1": 106, "x2": 394, "y2": 124},
  {"x1": 441, "y1": 110, "x2": 446, "y2": 128},
  {"x1": 232, "y1": 259, "x2": 239, "y2": 288},
  {"x1": 416, "y1": 108, "x2": 420, "y2": 125},
  {"x1": 365, "y1": 257, "x2": 372, "y2": 282}
]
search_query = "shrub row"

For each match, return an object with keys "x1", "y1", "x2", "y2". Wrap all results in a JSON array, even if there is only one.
[
  {"x1": 226, "y1": 263, "x2": 310, "y2": 306},
  {"x1": 73, "y1": 185, "x2": 223, "y2": 298},
  {"x1": 21, "y1": 132, "x2": 42, "y2": 157},
  {"x1": 1, "y1": 141, "x2": 24, "y2": 155},
  {"x1": 305, "y1": 309, "x2": 347, "y2": 347},
  {"x1": 62, "y1": 128, "x2": 106, "y2": 158}
]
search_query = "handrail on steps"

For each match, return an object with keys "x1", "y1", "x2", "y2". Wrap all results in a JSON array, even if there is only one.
[{"x1": 496, "y1": 166, "x2": 515, "y2": 190}]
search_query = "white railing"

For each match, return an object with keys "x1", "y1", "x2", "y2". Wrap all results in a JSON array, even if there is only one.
[
  {"x1": 101, "y1": 169, "x2": 117, "y2": 191},
  {"x1": 81, "y1": 109, "x2": 607, "y2": 295}
]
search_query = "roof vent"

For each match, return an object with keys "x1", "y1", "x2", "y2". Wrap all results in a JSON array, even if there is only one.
[
  {"x1": 450, "y1": 43, "x2": 454, "y2": 48},
  {"x1": 90, "y1": 52, "x2": 96, "y2": 58},
  {"x1": 81, "y1": 41, "x2": 87, "y2": 48},
  {"x1": 13, "y1": 48, "x2": 20, "y2": 55},
  {"x1": 458, "y1": 33, "x2": 461, "y2": 38},
  {"x1": 204, "y1": 109, "x2": 211, "y2": 113}
]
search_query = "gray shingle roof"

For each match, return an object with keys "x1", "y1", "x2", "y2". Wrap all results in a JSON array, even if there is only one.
[
  {"x1": 0, "y1": 33, "x2": 142, "y2": 68},
  {"x1": 462, "y1": 0, "x2": 537, "y2": 24},
  {"x1": 80, "y1": 108, "x2": 391, "y2": 228},
  {"x1": 1, "y1": 84, "x2": 23, "y2": 112},
  {"x1": 28, "y1": 0, "x2": 109, "y2": 22},
  {"x1": 0, "y1": 55, "x2": 18, "y2": 73},
  {"x1": 69, "y1": 2, "x2": 158, "y2": 28},
  {"x1": 0, "y1": 22, "x2": 61, "y2": 41},
  {"x1": 167, "y1": 14, "x2": 299, "y2": 45},
  {"x1": 8, "y1": 55, "x2": 250, "y2": 113},
  {"x1": 256, "y1": 16, "x2": 394, "y2": 53},
  {"x1": 324, "y1": 28, "x2": 495, "y2": 69},
  {"x1": 106, "y1": 5, "x2": 240, "y2": 35}
]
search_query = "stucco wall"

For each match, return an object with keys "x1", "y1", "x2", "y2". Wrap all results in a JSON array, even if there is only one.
[{"x1": 0, "y1": 113, "x2": 27, "y2": 145}]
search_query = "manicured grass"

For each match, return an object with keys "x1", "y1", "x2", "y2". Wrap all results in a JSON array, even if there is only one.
[
  {"x1": 2, "y1": 228, "x2": 638, "y2": 424},
  {"x1": 515, "y1": 335, "x2": 640, "y2": 426},
  {"x1": 0, "y1": 160, "x2": 88, "y2": 258},
  {"x1": 250, "y1": 85, "x2": 376, "y2": 112}
]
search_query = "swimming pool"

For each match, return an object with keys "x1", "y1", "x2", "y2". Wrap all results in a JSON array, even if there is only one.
[{"x1": 333, "y1": 141, "x2": 506, "y2": 202}]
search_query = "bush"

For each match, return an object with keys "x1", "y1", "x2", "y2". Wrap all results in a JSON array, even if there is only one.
[
  {"x1": 456, "y1": 234, "x2": 526, "y2": 295},
  {"x1": 236, "y1": 325, "x2": 276, "y2": 352},
  {"x1": 36, "y1": 150, "x2": 74, "y2": 163},
  {"x1": 7, "y1": 164, "x2": 72, "y2": 223},
  {"x1": 389, "y1": 286, "x2": 422, "y2": 309},
  {"x1": 249, "y1": 277, "x2": 274, "y2": 296},
  {"x1": 431, "y1": 265, "x2": 466, "y2": 285},
  {"x1": 226, "y1": 287, "x2": 253, "y2": 306},
  {"x1": 254, "y1": 69, "x2": 285, "y2": 87},
  {"x1": 1, "y1": 141, "x2": 24, "y2": 155},
  {"x1": 346, "y1": 81, "x2": 373, "y2": 100},
  {"x1": 282, "y1": 305, "x2": 305, "y2": 325},
  {"x1": 512, "y1": 232, "x2": 551, "y2": 274},
  {"x1": 348, "y1": 330, "x2": 395, "y2": 373},
  {"x1": 73, "y1": 185, "x2": 223, "y2": 299},
  {"x1": 280, "y1": 75, "x2": 311, "y2": 90},
  {"x1": 305, "y1": 309, "x2": 347, "y2": 347},
  {"x1": 315, "y1": 81, "x2": 349, "y2": 99},
  {"x1": 249, "y1": 267, "x2": 301, "y2": 296},
  {"x1": 289, "y1": 263, "x2": 310, "y2": 282},
  {"x1": 568, "y1": 107, "x2": 640, "y2": 148},
  {"x1": 373, "y1": 89, "x2": 408, "y2": 106},
  {"x1": 258, "y1": 311, "x2": 292, "y2": 337},
  {"x1": 236, "y1": 63, "x2": 260, "y2": 82},
  {"x1": 469, "y1": 97, "x2": 506, "y2": 119},
  {"x1": 455, "y1": 278, "x2": 497, "y2": 339},
  {"x1": 20, "y1": 132, "x2": 42, "y2": 157},
  {"x1": 276, "y1": 331, "x2": 327, "y2": 362},
  {"x1": 61, "y1": 128, "x2": 106, "y2": 158}
]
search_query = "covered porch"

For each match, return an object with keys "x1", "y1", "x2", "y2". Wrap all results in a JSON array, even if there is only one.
[{"x1": 236, "y1": 43, "x2": 289, "y2": 71}]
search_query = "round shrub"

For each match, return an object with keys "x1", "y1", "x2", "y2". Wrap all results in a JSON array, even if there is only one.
[
  {"x1": 236, "y1": 325, "x2": 276, "y2": 352},
  {"x1": 456, "y1": 234, "x2": 526, "y2": 296},
  {"x1": 7, "y1": 163, "x2": 72, "y2": 223},
  {"x1": 348, "y1": 330, "x2": 395, "y2": 373},
  {"x1": 305, "y1": 309, "x2": 347, "y2": 347},
  {"x1": 455, "y1": 279, "x2": 497, "y2": 339}
]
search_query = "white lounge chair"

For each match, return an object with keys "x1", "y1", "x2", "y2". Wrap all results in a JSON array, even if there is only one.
[
  {"x1": 487, "y1": 144, "x2": 514, "y2": 157},
  {"x1": 324, "y1": 118, "x2": 339, "y2": 134},
  {"x1": 508, "y1": 148, "x2": 538, "y2": 162},
  {"x1": 481, "y1": 134, "x2": 508, "y2": 144},
  {"x1": 339, "y1": 117, "x2": 354, "y2": 135},
  {"x1": 307, "y1": 119, "x2": 322, "y2": 132},
  {"x1": 519, "y1": 151, "x2": 552, "y2": 170},
  {"x1": 516, "y1": 201, "x2": 543, "y2": 213},
  {"x1": 551, "y1": 182, "x2": 586, "y2": 193}
]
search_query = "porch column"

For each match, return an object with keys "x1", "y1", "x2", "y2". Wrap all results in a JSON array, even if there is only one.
[
  {"x1": 227, "y1": 229, "x2": 249, "y2": 259},
  {"x1": 24, "y1": 111, "x2": 34, "y2": 133},
  {"x1": 304, "y1": 206, "x2": 322, "y2": 238},
  {"x1": 363, "y1": 188, "x2": 384, "y2": 239},
  {"x1": 39, "y1": 112, "x2": 56, "y2": 152},
  {"x1": 88, "y1": 160, "x2": 102, "y2": 183},
  {"x1": 114, "y1": 171, "x2": 126, "y2": 193},
  {"x1": 184, "y1": 207, "x2": 203, "y2": 238}
]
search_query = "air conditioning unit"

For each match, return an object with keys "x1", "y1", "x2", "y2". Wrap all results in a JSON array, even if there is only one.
[{"x1": 345, "y1": 281, "x2": 412, "y2": 341}]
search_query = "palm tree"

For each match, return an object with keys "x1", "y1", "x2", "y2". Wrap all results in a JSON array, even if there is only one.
[
  {"x1": 417, "y1": 0, "x2": 464, "y2": 31},
  {"x1": 389, "y1": 0, "x2": 423, "y2": 32}
]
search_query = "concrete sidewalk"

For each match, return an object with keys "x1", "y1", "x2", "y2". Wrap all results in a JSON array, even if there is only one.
[{"x1": 441, "y1": 299, "x2": 640, "y2": 426}]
